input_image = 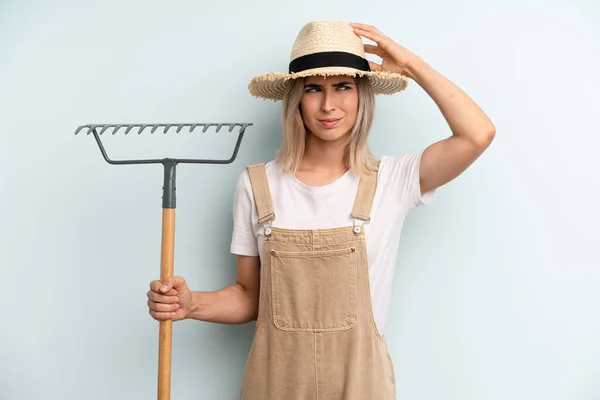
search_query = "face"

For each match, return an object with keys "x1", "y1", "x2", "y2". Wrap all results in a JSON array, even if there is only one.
[{"x1": 299, "y1": 75, "x2": 359, "y2": 142}]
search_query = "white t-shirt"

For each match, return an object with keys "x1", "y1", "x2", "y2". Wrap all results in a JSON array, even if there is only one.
[{"x1": 230, "y1": 151, "x2": 435, "y2": 335}]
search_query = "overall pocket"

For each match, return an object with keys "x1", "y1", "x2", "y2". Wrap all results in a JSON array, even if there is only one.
[{"x1": 270, "y1": 246, "x2": 358, "y2": 332}]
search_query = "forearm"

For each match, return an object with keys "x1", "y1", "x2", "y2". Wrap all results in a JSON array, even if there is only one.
[
  {"x1": 186, "y1": 283, "x2": 258, "y2": 324},
  {"x1": 406, "y1": 57, "x2": 496, "y2": 145}
]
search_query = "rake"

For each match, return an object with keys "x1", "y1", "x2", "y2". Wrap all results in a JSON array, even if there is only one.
[{"x1": 75, "y1": 122, "x2": 252, "y2": 400}]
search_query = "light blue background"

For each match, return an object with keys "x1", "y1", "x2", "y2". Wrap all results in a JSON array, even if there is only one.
[{"x1": 1, "y1": 1, "x2": 599, "y2": 399}]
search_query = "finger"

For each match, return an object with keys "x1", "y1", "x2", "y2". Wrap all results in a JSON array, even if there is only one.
[
  {"x1": 352, "y1": 27, "x2": 385, "y2": 45},
  {"x1": 350, "y1": 23, "x2": 388, "y2": 41},
  {"x1": 150, "y1": 281, "x2": 178, "y2": 296},
  {"x1": 350, "y1": 22, "x2": 374, "y2": 31},
  {"x1": 150, "y1": 280, "x2": 162, "y2": 292},
  {"x1": 149, "y1": 309, "x2": 177, "y2": 321},
  {"x1": 364, "y1": 44, "x2": 385, "y2": 58},
  {"x1": 159, "y1": 276, "x2": 186, "y2": 293},
  {"x1": 147, "y1": 290, "x2": 180, "y2": 304},
  {"x1": 368, "y1": 60, "x2": 383, "y2": 72},
  {"x1": 148, "y1": 299, "x2": 180, "y2": 312}
]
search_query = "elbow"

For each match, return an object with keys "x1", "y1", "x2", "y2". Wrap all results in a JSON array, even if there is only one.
[
  {"x1": 244, "y1": 289, "x2": 260, "y2": 323},
  {"x1": 474, "y1": 125, "x2": 496, "y2": 149},
  {"x1": 247, "y1": 306, "x2": 259, "y2": 323},
  {"x1": 487, "y1": 124, "x2": 496, "y2": 141},
  {"x1": 235, "y1": 282, "x2": 260, "y2": 324}
]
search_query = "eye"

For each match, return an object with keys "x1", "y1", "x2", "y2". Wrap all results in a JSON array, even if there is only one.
[{"x1": 304, "y1": 85, "x2": 352, "y2": 93}]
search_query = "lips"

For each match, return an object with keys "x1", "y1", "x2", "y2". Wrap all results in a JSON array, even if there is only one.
[{"x1": 318, "y1": 118, "x2": 341, "y2": 127}]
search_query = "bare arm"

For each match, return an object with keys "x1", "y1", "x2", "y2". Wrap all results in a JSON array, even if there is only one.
[
  {"x1": 350, "y1": 22, "x2": 496, "y2": 195},
  {"x1": 407, "y1": 57, "x2": 496, "y2": 194},
  {"x1": 186, "y1": 255, "x2": 261, "y2": 324}
]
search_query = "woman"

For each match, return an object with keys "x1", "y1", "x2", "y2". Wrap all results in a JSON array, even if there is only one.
[{"x1": 147, "y1": 20, "x2": 495, "y2": 399}]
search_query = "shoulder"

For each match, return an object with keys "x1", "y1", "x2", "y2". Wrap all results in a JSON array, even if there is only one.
[
  {"x1": 243, "y1": 159, "x2": 286, "y2": 181},
  {"x1": 235, "y1": 159, "x2": 282, "y2": 191},
  {"x1": 377, "y1": 153, "x2": 423, "y2": 179},
  {"x1": 377, "y1": 151, "x2": 434, "y2": 208}
]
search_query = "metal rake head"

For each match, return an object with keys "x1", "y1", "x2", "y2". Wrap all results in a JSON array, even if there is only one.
[
  {"x1": 74, "y1": 122, "x2": 252, "y2": 165},
  {"x1": 75, "y1": 122, "x2": 253, "y2": 208}
]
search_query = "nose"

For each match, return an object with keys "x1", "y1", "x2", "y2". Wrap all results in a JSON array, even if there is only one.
[{"x1": 321, "y1": 89, "x2": 336, "y2": 113}]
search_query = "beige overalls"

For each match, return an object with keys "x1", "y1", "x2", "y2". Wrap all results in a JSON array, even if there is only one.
[{"x1": 240, "y1": 161, "x2": 396, "y2": 400}]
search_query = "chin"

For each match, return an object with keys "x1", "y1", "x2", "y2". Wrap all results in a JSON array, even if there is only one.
[{"x1": 312, "y1": 128, "x2": 348, "y2": 142}]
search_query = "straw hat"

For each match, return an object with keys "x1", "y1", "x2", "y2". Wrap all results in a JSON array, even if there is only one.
[{"x1": 248, "y1": 20, "x2": 409, "y2": 101}]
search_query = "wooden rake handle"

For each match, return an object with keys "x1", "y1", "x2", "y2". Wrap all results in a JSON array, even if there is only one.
[{"x1": 158, "y1": 208, "x2": 175, "y2": 400}]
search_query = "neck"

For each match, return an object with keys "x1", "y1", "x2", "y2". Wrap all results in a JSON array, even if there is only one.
[{"x1": 300, "y1": 131, "x2": 348, "y2": 173}]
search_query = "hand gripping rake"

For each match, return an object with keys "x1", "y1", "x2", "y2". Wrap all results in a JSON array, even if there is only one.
[{"x1": 75, "y1": 122, "x2": 252, "y2": 400}]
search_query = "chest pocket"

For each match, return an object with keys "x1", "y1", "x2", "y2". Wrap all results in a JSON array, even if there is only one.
[{"x1": 270, "y1": 246, "x2": 358, "y2": 332}]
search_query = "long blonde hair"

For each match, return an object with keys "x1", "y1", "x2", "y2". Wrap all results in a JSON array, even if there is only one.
[{"x1": 275, "y1": 75, "x2": 378, "y2": 176}]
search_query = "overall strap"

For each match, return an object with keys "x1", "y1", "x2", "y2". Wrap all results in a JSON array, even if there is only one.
[
  {"x1": 246, "y1": 163, "x2": 275, "y2": 225},
  {"x1": 350, "y1": 161, "x2": 381, "y2": 222}
]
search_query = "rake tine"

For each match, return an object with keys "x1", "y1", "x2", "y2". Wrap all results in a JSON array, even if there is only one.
[
  {"x1": 88, "y1": 124, "x2": 100, "y2": 135},
  {"x1": 98, "y1": 125, "x2": 112, "y2": 135},
  {"x1": 138, "y1": 124, "x2": 150, "y2": 134},
  {"x1": 113, "y1": 124, "x2": 126, "y2": 135},
  {"x1": 176, "y1": 124, "x2": 189, "y2": 133},
  {"x1": 74, "y1": 125, "x2": 88, "y2": 135},
  {"x1": 202, "y1": 123, "x2": 219, "y2": 133},
  {"x1": 164, "y1": 124, "x2": 176, "y2": 134},
  {"x1": 124, "y1": 124, "x2": 137, "y2": 134}
]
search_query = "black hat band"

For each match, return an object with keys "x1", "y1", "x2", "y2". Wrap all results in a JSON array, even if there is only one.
[{"x1": 289, "y1": 51, "x2": 371, "y2": 74}]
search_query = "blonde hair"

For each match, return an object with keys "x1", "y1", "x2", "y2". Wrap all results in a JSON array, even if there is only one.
[{"x1": 275, "y1": 75, "x2": 378, "y2": 176}]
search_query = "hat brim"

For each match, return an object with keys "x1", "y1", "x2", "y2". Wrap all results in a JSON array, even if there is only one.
[{"x1": 248, "y1": 66, "x2": 409, "y2": 101}]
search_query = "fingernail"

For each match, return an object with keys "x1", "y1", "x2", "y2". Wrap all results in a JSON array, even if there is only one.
[{"x1": 160, "y1": 285, "x2": 168, "y2": 292}]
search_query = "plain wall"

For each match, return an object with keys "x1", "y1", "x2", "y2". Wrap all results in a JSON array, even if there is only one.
[{"x1": 1, "y1": 0, "x2": 599, "y2": 399}]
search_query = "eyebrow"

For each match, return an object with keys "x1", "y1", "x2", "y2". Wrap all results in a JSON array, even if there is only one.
[{"x1": 304, "y1": 81, "x2": 355, "y2": 88}]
